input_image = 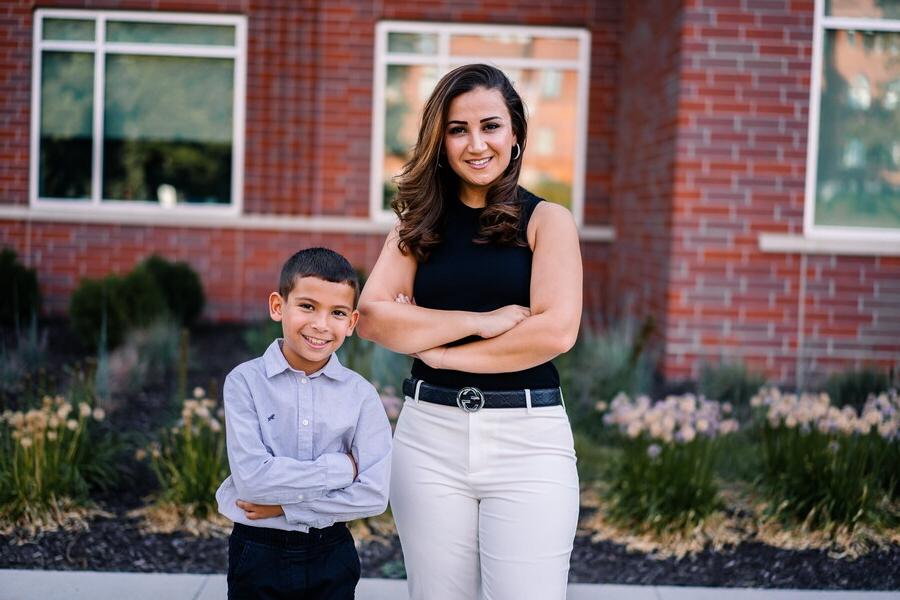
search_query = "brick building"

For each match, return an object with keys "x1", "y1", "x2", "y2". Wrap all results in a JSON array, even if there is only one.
[{"x1": 1, "y1": 0, "x2": 898, "y2": 386}]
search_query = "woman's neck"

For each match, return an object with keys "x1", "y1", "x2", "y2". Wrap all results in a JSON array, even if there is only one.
[{"x1": 458, "y1": 185, "x2": 487, "y2": 209}]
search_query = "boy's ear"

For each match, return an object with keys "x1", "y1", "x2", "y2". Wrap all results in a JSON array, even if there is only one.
[
  {"x1": 269, "y1": 292, "x2": 284, "y2": 322},
  {"x1": 346, "y1": 309, "x2": 360, "y2": 335}
]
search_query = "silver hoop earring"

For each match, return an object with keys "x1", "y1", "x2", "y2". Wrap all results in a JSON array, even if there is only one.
[{"x1": 512, "y1": 143, "x2": 521, "y2": 160}]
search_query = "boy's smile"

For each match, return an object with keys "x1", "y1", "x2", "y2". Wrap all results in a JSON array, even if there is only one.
[{"x1": 269, "y1": 276, "x2": 359, "y2": 374}]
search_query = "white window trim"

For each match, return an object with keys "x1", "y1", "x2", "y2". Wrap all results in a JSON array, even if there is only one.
[
  {"x1": 800, "y1": 1, "x2": 900, "y2": 245},
  {"x1": 30, "y1": 9, "x2": 247, "y2": 216},
  {"x1": 370, "y1": 21, "x2": 591, "y2": 226}
]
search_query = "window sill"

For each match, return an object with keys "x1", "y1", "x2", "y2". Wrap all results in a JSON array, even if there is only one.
[
  {"x1": 0, "y1": 205, "x2": 615, "y2": 241},
  {"x1": 758, "y1": 233, "x2": 900, "y2": 256}
]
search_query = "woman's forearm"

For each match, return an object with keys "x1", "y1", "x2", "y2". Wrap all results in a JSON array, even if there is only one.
[
  {"x1": 431, "y1": 312, "x2": 578, "y2": 374},
  {"x1": 356, "y1": 300, "x2": 481, "y2": 355}
]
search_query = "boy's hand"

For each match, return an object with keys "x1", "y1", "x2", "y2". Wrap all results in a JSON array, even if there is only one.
[
  {"x1": 347, "y1": 452, "x2": 358, "y2": 481},
  {"x1": 236, "y1": 500, "x2": 285, "y2": 520}
]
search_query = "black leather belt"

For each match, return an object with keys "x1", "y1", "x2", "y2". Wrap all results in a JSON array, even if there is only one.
[{"x1": 402, "y1": 378, "x2": 562, "y2": 413}]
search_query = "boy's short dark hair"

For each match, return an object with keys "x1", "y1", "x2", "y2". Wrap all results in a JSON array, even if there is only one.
[{"x1": 279, "y1": 247, "x2": 360, "y2": 306}]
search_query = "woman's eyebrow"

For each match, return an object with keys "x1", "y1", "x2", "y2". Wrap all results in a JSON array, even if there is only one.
[{"x1": 447, "y1": 116, "x2": 502, "y2": 125}]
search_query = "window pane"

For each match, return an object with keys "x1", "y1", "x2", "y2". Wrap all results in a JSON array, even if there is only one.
[
  {"x1": 449, "y1": 34, "x2": 579, "y2": 60},
  {"x1": 514, "y1": 68, "x2": 578, "y2": 209},
  {"x1": 43, "y1": 18, "x2": 95, "y2": 42},
  {"x1": 387, "y1": 32, "x2": 438, "y2": 54},
  {"x1": 815, "y1": 29, "x2": 900, "y2": 229},
  {"x1": 39, "y1": 51, "x2": 93, "y2": 199},
  {"x1": 826, "y1": 0, "x2": 900, "y2": 19},
  {"x1": 382, "y1": 64, "x2": 440, "y2": 209},
  {"x1": 103, "y1": 54, "x2": 234, "y2": 204},
  {"x1": 106, "y1": 21, "x2": 235, "y2": 46}
]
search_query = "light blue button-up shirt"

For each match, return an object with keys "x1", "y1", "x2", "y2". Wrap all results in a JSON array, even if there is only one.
[{"x1": 215, "y1": 339, "x2": 392, "y2": 531}]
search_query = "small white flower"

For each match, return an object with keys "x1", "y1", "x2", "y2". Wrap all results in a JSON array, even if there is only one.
[
  {"x1": 79, "y1": 403, "x2": 91, "y2": 418},
  {"x1": 92, "y1": 407, "x2": 106, "y2": 421},
  {"x1": 193, "y1": 386, "x2": 205, "y2": 399},
  {"x1": 647, "y1": 444, "x2": 662, "y2": 459}
]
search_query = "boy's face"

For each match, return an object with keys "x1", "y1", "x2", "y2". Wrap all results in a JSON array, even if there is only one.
[{"x1": 269, "y1": 276, "x2": 359, "y2": 374}]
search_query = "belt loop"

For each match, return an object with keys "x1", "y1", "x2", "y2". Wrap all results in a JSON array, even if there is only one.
[
  {"x1": 414, "y1": 379, "x2": 423, "y2": 404},
  {"x1": 559, "y1": 387, "x2": 566, "y2": 409},
  {"x1": 524, "y1": 389, "x2": 533, "y2": 414}
]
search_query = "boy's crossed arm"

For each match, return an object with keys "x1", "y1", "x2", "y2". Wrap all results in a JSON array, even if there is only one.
[
  {"x1": 224, "y1": 373, "x2": 358, "y2": 506},
  {"x1": 237, "y1": 386, "x2": 392, "y2": 525}
]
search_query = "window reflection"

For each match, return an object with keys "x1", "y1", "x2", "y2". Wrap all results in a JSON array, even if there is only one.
[
  {"x1": 816, "y1": 29, "x2": 900, "y2": 228},
  {"x1": 39, "y1": 51, "x2": 93, "y2": 199},
  {"x1": 102, "y1": 54, "x2": 233, "y2": 204}
]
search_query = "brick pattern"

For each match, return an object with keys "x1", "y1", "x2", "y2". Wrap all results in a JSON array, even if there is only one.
[
  {"x1": 609, "y1": 0, "x2": 683, "y2": 364},
  {"x1": 0, "y1": 219, "x2": 384, "y2": 321},
  {"x1": 662, "y1": 0, "x2": 900, "y2": 384}
]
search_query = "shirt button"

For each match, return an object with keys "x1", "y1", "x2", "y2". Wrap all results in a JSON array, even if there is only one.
[
  {"x1": 302, "y1": 419, "x2": 309, "y2": 426},
  {"x1": 301, "y1": 378, "x2": 309, "y2": 384},
  {"x1": 298, "y1": 494, "x2": 304, "y2": 500}
]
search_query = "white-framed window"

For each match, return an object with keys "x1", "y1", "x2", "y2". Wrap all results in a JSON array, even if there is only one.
[
  {"x1": 31, "y1": 9, "x2": 247, "y2": 213},
  {"x1": 370, "y1": 21, "x2": 591, "y2": 224},
  {"x1": 806, "y1": 1, "x2": 900, "y2": 240}
]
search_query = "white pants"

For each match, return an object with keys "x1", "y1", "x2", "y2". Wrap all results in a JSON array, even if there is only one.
[{"x1": 390, "y1": 394, "x2": 580, "y2": 600}]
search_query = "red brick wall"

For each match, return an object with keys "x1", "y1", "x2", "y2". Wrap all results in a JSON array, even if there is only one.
[
  {"x1": 609, "y1": 0, "x2": 683, "y2": 364},
  {"x1": 0, "y1": 219, "x2": 386, "y2": 320},
  {"x1": 663, "y1": 0, "x2": 900, "y2": 384},
  {"x1": 1, "y1": 0, "x2": 618, "y2": 321}
]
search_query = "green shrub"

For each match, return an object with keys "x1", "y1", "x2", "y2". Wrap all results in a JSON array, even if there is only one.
[
  {"x1": 140, "y1": 255, "x2": 205, "y2": 326},
  {"x1": 143, "y1": 388, "x2": 228, "y2": 518},
  {"x1": 602, "y1": 392, "x2": 740, "y2": 532},
  {"x1": 0, "y1": 372, "x2": 119, "y2": 529},
  {"x1": 752, "y1": 387, "x2": 899, "y2": 530},
  {"x1": 0, "y1": 317, "x2": 49, "y2": 406},
  {"x1": 699, "y1": 360, "x2": 766, "y2": 418},
  {"x1": 107, "y1": 319, "x2": 181, "y2": 396},
  {"x1": 243, "y1": 319, "x2": 282, "y2": 357},
  {"x1": 0, "y1": 248, "x2": 41, "y2": 325},
  {"x1": 559, "y1": 318, "x2": 654, "y2": 440},
  {"x1": 69, "y1": 269, "x2": 167, "y2": 350},
  {"x1": 824, "y1": 368, "x2": 891, "y2": 411}
]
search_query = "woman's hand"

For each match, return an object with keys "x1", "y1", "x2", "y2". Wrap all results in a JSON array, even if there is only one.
[
  {"x1": 415, "y1": 346, "x2": 448, "y2": 369},
  {"x1": 236, "y1": 500, "x2": 285, "y2": 520},
  {"x1": 475, "y1": 305, "x2": 531, "y2": 338}
]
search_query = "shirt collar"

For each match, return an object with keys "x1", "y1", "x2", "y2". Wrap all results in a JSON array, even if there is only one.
[{"x1": 263, "y1": 339, "x2": 350, "y2": 381}]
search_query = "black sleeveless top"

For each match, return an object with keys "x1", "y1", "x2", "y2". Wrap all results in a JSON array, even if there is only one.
[{"x1": 410, "y1": 188, "x2": 561, "y2": 391}]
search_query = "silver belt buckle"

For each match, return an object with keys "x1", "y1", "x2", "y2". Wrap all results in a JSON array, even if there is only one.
[{"x1": 456, "y1": 386, "x2": 485, "y2": 413}]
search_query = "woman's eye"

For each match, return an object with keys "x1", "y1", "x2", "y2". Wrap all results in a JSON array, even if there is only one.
[
  {"x1": 333, "y1": 311, "x2": 348, "y2": 318},
  {"x1": 449, "y1": 126, "x2": 465, "y2": 135},
  {"x1": 299, "y1": 303, "x2": 314, "y2": 310},
  {"x1": 484, "y1": 122, "x2": 500, "y2": 131}
]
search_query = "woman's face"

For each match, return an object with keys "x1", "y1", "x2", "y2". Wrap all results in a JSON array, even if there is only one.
[{"x1": 443, "y1": 86, "x2": 517, "y2": 205}]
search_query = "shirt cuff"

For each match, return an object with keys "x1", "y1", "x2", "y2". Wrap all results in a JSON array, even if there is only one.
[{"x1": 323, "y1": 452, "x2": 355, "y2": 491}]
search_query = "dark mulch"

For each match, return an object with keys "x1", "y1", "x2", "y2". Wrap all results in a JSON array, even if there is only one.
[{"x1": 2, "y1": 501, "x2": 899, "y2": 589}]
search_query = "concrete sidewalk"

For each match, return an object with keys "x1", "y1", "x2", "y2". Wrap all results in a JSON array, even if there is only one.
[{"x1": 1, "y1": 570, "x2": 898, "y2": 600}]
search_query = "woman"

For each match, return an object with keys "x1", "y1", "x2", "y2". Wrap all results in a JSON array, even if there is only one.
[{"x1": 358, "y1": 64, "x2": 582, "y2": 600}]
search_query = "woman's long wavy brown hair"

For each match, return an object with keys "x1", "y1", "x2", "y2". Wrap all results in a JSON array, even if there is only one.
[{"x1": 391, "y1": 64, "x2": 528, "y2": 262}]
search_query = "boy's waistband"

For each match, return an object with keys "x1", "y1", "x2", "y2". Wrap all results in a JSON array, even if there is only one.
[{"x1": 232, "y1": 521, "x2": 348, "y2": 547}]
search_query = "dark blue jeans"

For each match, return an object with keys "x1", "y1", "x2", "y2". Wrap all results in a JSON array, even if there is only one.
[{"x1": 227, "y1": 522, "x2": 360, "y2": 600}]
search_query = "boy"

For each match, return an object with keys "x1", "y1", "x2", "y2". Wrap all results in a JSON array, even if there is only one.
[{"x1": 216, "y1": 247, "x2": 392, "y2": 600}]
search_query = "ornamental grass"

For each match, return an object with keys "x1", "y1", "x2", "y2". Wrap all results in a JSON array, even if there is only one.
[
  {"x1": 0, "y1": 379, "x2": 118, "y2": 532},
  {"x1": 752, "y1": 387, "x2": 900, "y2": 531},
  {"x1": 139, "y1": 387, "x2": 228, "y2": 519},
  {"x1": 601, "y1": 392, "x2": 739, "y2": 533}
]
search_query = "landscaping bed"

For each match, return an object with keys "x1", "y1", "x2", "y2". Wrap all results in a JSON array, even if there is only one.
[{"x1": 2, "y1": 499, "x2": 899, "y2": 590}]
